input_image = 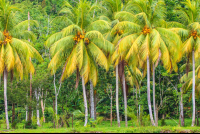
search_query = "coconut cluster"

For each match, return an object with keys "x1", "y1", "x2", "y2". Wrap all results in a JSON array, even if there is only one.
[
  {"x1": 115, "y1": 29, "x2": 124, "y2": 36},
  {"x1": 0, "y1": 30, "x2": 12, "y2": 45},
  {"x1": 190, "y1": 30, "x2": 198, "y2": 40},
  {"x1": 142, "y1": 26, "x2": 151, "y2": 35},
  {"x1": 73, "y1": 31, "x2": 89, "y2": 45}
]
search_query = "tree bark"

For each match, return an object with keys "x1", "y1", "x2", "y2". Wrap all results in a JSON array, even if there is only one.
[
  {"x1": 41, "y1": 89, "x2": 46, "y2": 122},
  {"x1": 110, "y1": 86, "x2": 113, "y2": 127},
  {"x1": 28, "y1": 11, "x2": 32, "y2": 123},
  {"x1": 135, "y1": 87, "x2": 139, "y2": 124},
  {"x1": 180, "y1": 87, "x2": 184, "y2": 126},
  {"x1": 153, "y1": 64, "x2": 158, "y2": 126},
  {"x1": 90, "y1": 81, "x2": 95, "y2": 120},
  {"x1": 147, "y1": 56, "x2": 155, "y2": 126},
  {"x1": 139, "y1": 88, "x2": 141, "y2": 123},
  {"x1": 53, "y1": 99, "x2": 55, "y2": 128},
  {"x1": 54, "y1": 74, "x2": 62, "y2": 116},
  {"x1": 116, "y1": 65, "x2": 120, "y2": 127},
  {"x1": 192, "y1": 50, "x2": 195, "y2": 127},
  {"x1": 35, "y1": 89, "x2": 40, "y2": 126},
  {"x1": 122, "y1": 72, "x2": 128, "y2": 127},
  {"x1": 82, "y1": 77, "x2": 88, "y2": 126},
  {"x1": 4, "y1": 68, "x2": 9, "y2": 129},
  {"x1": 94, "y1": 90, "x2": 97, "y2": 120},
  {"x1": 26, "y1": 91, "x2": 28, "y2": 121}
]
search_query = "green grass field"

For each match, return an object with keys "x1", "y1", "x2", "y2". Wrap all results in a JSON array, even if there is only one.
[{"x1": 0, "y1": 119, "x2": 200, "y2": 133}]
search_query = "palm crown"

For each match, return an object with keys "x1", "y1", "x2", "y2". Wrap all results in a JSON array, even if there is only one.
[
  {"x1": 0, "y1": 0, "x2": 42, "y2": 78},
  {"x1": 46, "y1": 0, "x2": 113, "y2": 86}
]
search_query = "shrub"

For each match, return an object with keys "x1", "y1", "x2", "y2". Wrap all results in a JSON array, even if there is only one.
[
  {"x1": 11, "y1": 120, "x2": 18, "y2": 129},
  {"x1": 24, "y1": 120, "x2": 37, "y2": 129},
  {"x1": 96, "y1": 116, "x2": 104, "y2": 125},
  {"x1": 161, "y1": 119, "x2": 166, "y2": 126}
]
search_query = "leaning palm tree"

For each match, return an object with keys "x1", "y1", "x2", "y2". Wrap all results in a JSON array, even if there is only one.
[
  {"x1": 46, "y1": 0, "x2": 113, "y2": 126},
  {"x1": 0, "y1": 0, "x2": 42, "y2": 129},
  {"x1": 171, "y1": 0, "x2": 200, "y2": 126},
  {"x1": 113, "y1": 0, "x2": 181, "y2": 126}
]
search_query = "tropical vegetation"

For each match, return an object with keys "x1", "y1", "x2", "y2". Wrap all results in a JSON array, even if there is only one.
[{"x1": 0, "y1": 0, "x2": 200, "y2": 133}]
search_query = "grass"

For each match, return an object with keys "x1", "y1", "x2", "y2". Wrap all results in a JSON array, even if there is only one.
[{"x1": 0, "y1": 119, "x2": 200, "y2": 133}]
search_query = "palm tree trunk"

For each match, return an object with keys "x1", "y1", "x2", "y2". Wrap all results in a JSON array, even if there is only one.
[
  {"x1": 55, "y1": 94, "x2": 57, "y2": 115},
  {"x1": 116, "y1": 65, "x2": 120, "y2": 127},
  {"x1": 153, "y1": 64, "x2": 158, "y2": 126},
  {"x1": 82, "y1": 77, "x2": 88, "y2": 126},
  {"x1": 139, "y1": 88, "x2": 141, "y2": 123},
  {"x1": 4, "y1": 68, "x2": 9, "y2": 129},
  {"x1": 192, "y1": 50, "x2": 196, "y2": 126},
  {"x1": 110, "y1": 86, "x2": 113, "y2": 127},
  {"x1": 28, "y1": 12, "x2": 32, "y2": 123},
  {"x1": 94, "y1": 90, "x2": 97, "y2": 120},
  {"x1": 136, "y1": 87, "x2": 139, "y2": 124},
  {"x1": 35, "y1": 90, "x2": 40, "y2": 126},
  {"x1": 147, "y1": 56, "x2": 155, "y2": 126},
  {"x1": 90, "y1": 80, "x2": 95, "y2": 120},
  {"x1": 122, "y1": 72, "x2": 128, "y2": 127},
  {"x1": 180, "y1": 87, "x2": 184, "y2": 126},
  {"x1": 26, "y1": 90, "x2": 28, "y2": 121}
]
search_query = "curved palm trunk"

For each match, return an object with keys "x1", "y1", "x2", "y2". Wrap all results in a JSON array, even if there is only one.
[
  {"x1": 147, "y1": 56, "x2": 155, "y2": 126},
  {"x1": 122, "y1": 72, "x2": 128, "y2": 127},
  {"x1": 82, "y1": 77, "x2": 88, "y2": 126},
  {"x1": 116, "y1": 65, "x2": 120, "y2": 127},
  {"x1": 4, "y1": 68, "x2": 9, "y2": 129},
  {"x1": 192, "y1": 50, "x2": 196, "y2": 126},
  {"x1": 153, "y1": 64, "x2": 158, "y2": 126},
  {"x1": 90, "y1": 80, "x2": 95, "y2": 120}
]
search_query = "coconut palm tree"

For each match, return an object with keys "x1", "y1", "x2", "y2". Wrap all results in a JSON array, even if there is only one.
[
  {"x1": 0, "y1": 0, "x2": 43, "y2": 129},
  {"x1": 46, "y1": 0, "x2": 113, "y2": 126},
  {"x1": 110, "y1": 22, "x2": 140, "y2": 127},
  {"x1": 171, "y1": 0, "x2": 200, "y2": 126},
  {"x1": 113, "y1": 0, "x2": 181, "y2": 126},
  {"x1": 101, "y1": 0, "x2": 133, "y2": 127}
]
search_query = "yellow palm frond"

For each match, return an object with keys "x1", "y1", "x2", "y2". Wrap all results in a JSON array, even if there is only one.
[
  {"x1": 182, "y1": 36, "x2": 194, "y2": 54},
  {"x1": 88, "y1": 42, "x2": 108, "y2": 71},
  {"x1": 125, "y1": 34, "x2": 143, "y2": 60},
  {"x1": 139, "y1": 34, "x2": 149, "y2": 61},
  {"x1": 5, "y1": 43, "x2": 15, "y2": 71},
  {"x1": 76, "y1": 40, "x2": 84, "y2": 71}
]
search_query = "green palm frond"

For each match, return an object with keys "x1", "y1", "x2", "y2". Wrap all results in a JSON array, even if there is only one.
[
  {"x1": 46, "y1": 32, "x2": 63, "y2": 48},
  {"x1": 50, "y1": 35, "x2": 74, "y2": 56},
  {"x1": 87, "y1": 20, "x2": 111, "y2": 33},
  {"x1": 110, "y1": 21, "x2": 141, "y2": 35},
  {"x1": 62, "y1": 24, "x2": 82, "y2": 37}
]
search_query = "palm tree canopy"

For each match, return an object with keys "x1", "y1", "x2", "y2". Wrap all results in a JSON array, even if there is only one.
[
  {"x1": 112, "y1": 0, "x2": 182, "y2": 72},
  {"x1": 171, "y1": 0, "x2": 200, "y2": 58},
  {"x1": 46, "y1": 0, "x2": 114, "y2": 86},
  {"x1": 0, "y1": 0, "x2": 43, "y2": 79}
]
